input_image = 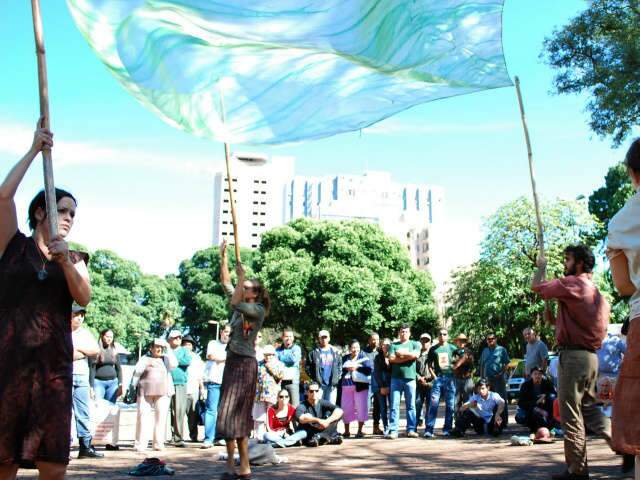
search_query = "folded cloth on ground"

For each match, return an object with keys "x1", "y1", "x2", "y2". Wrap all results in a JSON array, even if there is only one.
[{"x1": 128, "y1": 458, "x2": 175, "y2": 476}]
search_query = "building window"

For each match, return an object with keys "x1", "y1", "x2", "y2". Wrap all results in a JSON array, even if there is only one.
[
  {"x1": 260, "y1": 212, "x2": 266, "y2": 216},
  {"x1": 261, "y1": 180, "x2": 267, "y2": 184},
  {"x1": 252, "y1": 233, "x2": 258, "y2": 237},
  {"x1": 259, "y1": 223, "x2": 265, "y2": 226}
]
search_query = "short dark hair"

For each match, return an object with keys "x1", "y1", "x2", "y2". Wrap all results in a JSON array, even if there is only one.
[
  {"x1": 564, "y1": 245, "x2": 596, "y2": 273},
  {"x1": 28, "y1": 188, "x2": 77, "y2": 231},
  {"x1": 475, "y1": 378, "x2": 489, "y2": 390},
  {"x1": 625, "y1": 138, "x2": 640, "y2": 173},
  {"x1": 399, "y1": 323, "x2": 411, "y2": 330},
  {"x1": 530, "y1": 366, "x2": 543, "y2": 374},
  {"x1": 349, "y1": 339, "x2": 360, "y2": 348},
  {"x1": 308, "y1": 381, "x2": 320, "y2": 391}
]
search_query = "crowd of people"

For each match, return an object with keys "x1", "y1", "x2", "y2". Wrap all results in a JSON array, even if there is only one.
[{"x1": 0, "y1": 124, "x2": 638, "y2": 480}]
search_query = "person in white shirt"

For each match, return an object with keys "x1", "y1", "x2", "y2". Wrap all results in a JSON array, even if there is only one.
[
  {"x1": 201, "y1": 324, "x2": 231, "y2": 448},
  {"x1": 70, "y1": 304, "x2": 103, "y2": 459},
  {"x1": 451, "y1": 379, "x2": 505, "y2": 437},
  {"x1": 182, "y1": 335, "x2": 205, "y2": 442}
]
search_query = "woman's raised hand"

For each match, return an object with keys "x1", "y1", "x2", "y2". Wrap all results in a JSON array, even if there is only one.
[
  {"x1": 48, "y1": 235, "x2": 70, "y2": 264},
  {"x1": 30, "y1": 117, "x2": 53, "y2": 154}
]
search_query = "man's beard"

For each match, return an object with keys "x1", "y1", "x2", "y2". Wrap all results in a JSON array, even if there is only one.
[{"x1": 564, "y1": 265, "x2": 577, "y2": 276}]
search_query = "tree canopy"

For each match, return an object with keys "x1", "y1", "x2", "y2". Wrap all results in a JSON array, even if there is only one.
[
  {"x1": 447, "y1": 197, "x2": 602, "y2": 356},
  {"x1": 542, "y1": 0, "x2": 640, "y2": 145}
]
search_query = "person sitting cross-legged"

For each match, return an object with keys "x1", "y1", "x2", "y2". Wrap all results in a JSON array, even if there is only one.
[
  {"x1": 451, "y1": 379, "x2": 505, "y2": 438},
  {"x1": 515, "y1": 366, "x2": 557, "y2": 433},
  {"x1": 262, "y1": 389, "x2": 308, "y2": 448},
  {"x1": 295, "y1": 382, "x2": 344, "y2": 447}
]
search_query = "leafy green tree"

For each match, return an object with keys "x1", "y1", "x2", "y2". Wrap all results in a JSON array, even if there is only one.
[
  {"x1": 588, "y1": 163, "x2": 635, "y2": 241},
  {"x1": 447, "y1": 197, "x2": 601, "y2": 356},
  {"x1": 84, "y1": 250, "x2": 181, "y2": 354},
  {"x1": 542, "y1": 0, "x2": 640, "y2": 145},
  {"x1": 255, "y1": 219, "x2": 438, "y2": 348}
]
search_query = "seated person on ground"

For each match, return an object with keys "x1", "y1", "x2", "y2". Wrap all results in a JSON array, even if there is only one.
[
  {"x1": 515, "y1": 366, "x2": 557, "y2": 433},
  {"x1": 295, "y1": 382, "x2": 344, "y2": 447},
  {"x1": 452, "y1": 379, "x2": 505, "y2": 437},
  {"x1": 262, "y1": 389, "x2": 307, "y2": 448}
]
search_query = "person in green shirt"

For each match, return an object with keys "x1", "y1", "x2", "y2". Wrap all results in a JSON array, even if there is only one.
[
  {"x1": 168, "y1": 330, "x2": 192, "y2": 448},
  {"x1": 386, "y1": 323, "x2": 421, "y2": 439},
  {"x1": 424, "y1": 328, "x2": 458, "y2": 438}
]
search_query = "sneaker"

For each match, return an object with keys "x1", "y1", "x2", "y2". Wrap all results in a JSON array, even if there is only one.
[
  {"x1": 372, "y1": 426, "x2": 384, "y2": 435},
  {"x1": 174, "y1": 441, "x2": 187, "y2": 448},
  {"x1": 214, "y1": 439, "x2": 227, "y2": 446},
  {"x1": 451, "y1": 430, "x2": 464, "y2": 438},
  {"x1": 329, "y1": 435, "x2": 343, "y2": 445},
  {"x1": 200, "y1": 443, "x2": 213, "y2": 449},
  {"x1": 407, "y1": 431, "x2": 419, "y2": 438},
  {"x1": 306, "y1": 438, "x2": 319, "y2": 447},
  {"x1": 384, "y1": 432, "x2": 398, "y2": 440},
  {"x1": 442, "y1": 431, "x2": 451, "y2": 437},
  {"x1": 423, "y1": 431, "x2": 435, "y2": 439},
  {"x1": 550, "y1": 470, "x2": 590, "y2": 480},
  {"x1": 355, "y1": 432, "x2": 365, "y2": 439}
]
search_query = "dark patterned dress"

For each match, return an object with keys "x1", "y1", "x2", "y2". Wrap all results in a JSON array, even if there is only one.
[{"x1": 0, "y1": 231, "x2": 88, "y2": 465}]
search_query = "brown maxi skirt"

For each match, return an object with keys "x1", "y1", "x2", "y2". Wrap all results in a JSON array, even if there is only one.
[
  {"x1": 216, "y1": 351, "x2": 258, "y2": 439},
  {"x1": 612, "y1": 318, "x2": 640, "y2": 455}
]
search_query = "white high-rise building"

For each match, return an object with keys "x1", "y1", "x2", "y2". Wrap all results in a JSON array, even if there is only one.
[
  {"x1": 212, "y1": 157, "x2": 446, "y2": 291},
  {"x1": 212, "y1": 154, "x2": 294, "y2": 249}
]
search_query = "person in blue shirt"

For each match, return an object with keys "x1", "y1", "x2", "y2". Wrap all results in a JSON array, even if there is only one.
[
  {"x1": 597, "y1": 332, "x2": 626, "y2": 378},
  {"x1": 276, "y1": 328, "x2": 302, "y2": 406},
  {"x1": 478, "y1": 332, "x2": 510, "y2": 427},
  {"x1": 452, "y1": 379, "x2": 505, "y2": 437}
]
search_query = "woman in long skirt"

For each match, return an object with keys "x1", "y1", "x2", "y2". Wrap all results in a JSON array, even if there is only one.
[
  {"x1": 607, "y1": 138, "x2": 640, "y2": 479},
  {"x1": 0, "y1": 120, "x2": 91, "y2": 480},
  {"x1": 216, "y1": 240, "x2": 269, "y2": 480}
]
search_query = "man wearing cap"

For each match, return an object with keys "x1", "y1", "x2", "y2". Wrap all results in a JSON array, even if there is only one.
[
  {"x1": 202, "y1": 323, "x2": 231, "y2": 449},
  {"x1": 70, "y1": 305, "x2": 104, "y2": 458},
  {"x1": 415, "y1": 333, "x2": 434, "y2": 430},
  {"x1": 306, "y1": 330, "x2": 342, "y2": 403},
  {"x1": 523, "y1": 327, "x2": 549, "y2": 377},
  {"x1": 452, "y1": 334, "x2": 475, "y2": 415},
  {"x1": 167, "y1": 330, "x2": 192, "y2": 448},
  {"x1": 182, "y1": 334, "x2": 204, "y2": 442},
  {"x1": 276, "y1": 328, "x2": 302, "y2": 407},
  {"x1": 424, "y1": 328, "x2": 458, "y2": 438}
]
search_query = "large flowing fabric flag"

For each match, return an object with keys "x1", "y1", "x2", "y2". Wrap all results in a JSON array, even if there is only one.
[{"x1": 67, "y1": 0, "x2": 511, "y2": 145}]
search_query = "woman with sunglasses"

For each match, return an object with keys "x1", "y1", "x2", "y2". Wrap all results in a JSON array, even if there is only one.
[
  {"x1": 217, "y1": 240, "x2": 270, "y2": 480},
  {"x1": 262, "y1": 389, "x2": 307, "y2": 448}
]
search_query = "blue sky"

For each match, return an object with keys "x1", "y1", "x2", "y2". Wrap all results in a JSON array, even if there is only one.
[{"x1": 0, "y1": 0, "x2": 632, "y2": 276}]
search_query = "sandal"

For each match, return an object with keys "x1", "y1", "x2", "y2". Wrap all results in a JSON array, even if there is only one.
[
  {"x1": 235, "y1": 474, "x2": 252, "y2": 479},
  {"x1": 220, "y1": 473, "x2": 236, "y2": 480}
]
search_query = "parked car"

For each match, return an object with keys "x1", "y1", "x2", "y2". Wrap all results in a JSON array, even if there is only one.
[{"x1": 507, "y1": 359, "x2": 525, "y2": 403}]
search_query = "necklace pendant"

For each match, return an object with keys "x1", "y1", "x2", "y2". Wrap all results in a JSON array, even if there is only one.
[{"x1": 37, "y1": 269, "x2": 48, "y2": 281}]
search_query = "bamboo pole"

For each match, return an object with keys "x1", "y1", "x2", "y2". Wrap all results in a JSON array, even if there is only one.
[
  {"x1": 31, "y1": 0, "x2": 58, "y2": 238},
  {"x1": 515, "y1": 76, "x2": 545, "y2": 261},
  {"x1": 219, "y1": 92, "x2": 241, "y2": 264}
]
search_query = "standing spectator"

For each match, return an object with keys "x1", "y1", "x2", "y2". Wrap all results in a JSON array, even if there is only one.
[
  {"x1": 374, "y1": 338, "x2": 392, "y2": 435},
  {"x1": 523, "y1": 327, "x2": 549, "y2": 376},
  {"x1": 167, "y1": 330, "x2": 191, "y2": 448},
  {"x1": 91, "y1": 328, "x2": 123, "y2": 404},
  {"x1": 363, "y1": 332, "x2": 383, "y2": 435},
  {"x1": 182, "y1": 334, "x2": 204, "y2": 442},
  {"x1": 452, "y1": 379, "x2": 505, "y2": 438},
  {"x1": 415, "y1": 333, "x2": 434, "y2": 430},
  {"x1": 516, "y1": 367, "x2": 557, "y2": 433},
  {"x1": 452, "y1": 333, "x2": 475, "y2": 415},
  {"x1": 597, "y1": 331, "x2": 626, "y2": 381},
  {"x1": 424, "y1": 329, "x2": 458, "y2": 438},
  {"x1": 263, "y1": 389, "x2": 308, "y2": 448},
  {"x1": 132, "y1": 339, "x2": 178, "y2": 453},
  {"x1": 201, "y1": 323, "x2": 231, "y2": 449},
  {"x1": 254, "y1": 345, "x2": 286, "y2": 440},
  {"x1": 478, "y1": 332, "x2": 509, "y2": 427},
  {"x1": 0, "y1": 123, "x2": 91, "y2": 480},
  {"x1": 71, "y1": 305, "x2": 104, "y2": 459},
  {"x1": 295, "y1": 382, "x2": 344, "y2": 447},
  {"x1": 276, "y1": 328, "x2": 302, "y2": 407},
  {"x1": 532, "y1": 245, "x2": 611, "y2": 480},
  {"x1": 387, "y1": 323, "x2": 421, "y2": 439},
  {"x1": 340, "y1": 340, "x2": 372, "y2": 438},
  {"x1": 306, "y1": 330, "x2": 342, "y2": 403},
  {"x1": 606, "y1": 139, "x2": 640, "y2": 479}
]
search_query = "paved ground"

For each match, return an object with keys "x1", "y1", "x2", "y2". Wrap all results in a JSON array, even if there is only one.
[{"x1": 16, "y1": 432, "x2": 623, "y2": 479}]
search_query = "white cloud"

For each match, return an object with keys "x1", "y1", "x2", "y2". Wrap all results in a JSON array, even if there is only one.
[
  {"x1": 0, "y1": 119, "x2": 221, "y2": 175},
  {"x1": 364, "y1": 118, "x2": 517, "y2": 136}
]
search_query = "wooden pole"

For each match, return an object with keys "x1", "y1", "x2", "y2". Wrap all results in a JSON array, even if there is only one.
[
  {"x1": 515, "y1": 76, "x2": 545, "y2": 261},
  {"x1": 31, "y1": 0, "x2": 58, "y2": 238},
  {"x1": 219, "y1": 92, "x2": 241, "y2": 264}
]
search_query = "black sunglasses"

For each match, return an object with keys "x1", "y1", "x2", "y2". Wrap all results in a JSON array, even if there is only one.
[
  {"x1": 308, "y1": 389, "x2": 319, "y2": 393},
  {"x1": 279, "y1": 395, "x2": 289, "y2": 398}
]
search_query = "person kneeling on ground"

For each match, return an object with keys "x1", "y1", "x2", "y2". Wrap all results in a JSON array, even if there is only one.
[
  {"x1": 516, "y1": 366, "x2": 557, "y2": 433},
  {"x1": 452, "y1": 379, "x2": 505, "y2": 437},
  {"x1": 263, "y1": 389, "x2": 307, "y2": 448},
  {"x1": 295, "y1": 382, "x2": 344, "y2": 447}
]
